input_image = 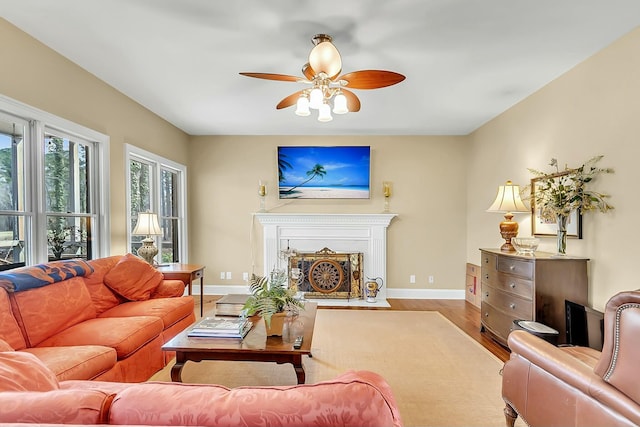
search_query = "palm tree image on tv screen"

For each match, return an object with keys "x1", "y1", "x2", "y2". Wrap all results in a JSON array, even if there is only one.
[{"x1": 277, "y1": 146, "x2": 370, "y2": 199}]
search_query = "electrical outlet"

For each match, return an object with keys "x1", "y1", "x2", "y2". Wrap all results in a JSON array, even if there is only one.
[
  {"x1": 225, "y1": 272, "x2": 232, "y2": 280},
  {"x1": 243, "y1": 272, "x2": 249, "y2": 281},
  {"x1": 409, "y1": 274, "x2": 416, "y2": 283},
  {"x1": 428, "y1": 275, "x2": 434, "y2": 284},
  {"x1": 220, "y1": 272, "x2": 225, "y2": 280}
]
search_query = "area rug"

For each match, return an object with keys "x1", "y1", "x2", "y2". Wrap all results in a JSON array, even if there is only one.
[{"x1": 151, "y1": 310, "x2": 522, "y2": 427}]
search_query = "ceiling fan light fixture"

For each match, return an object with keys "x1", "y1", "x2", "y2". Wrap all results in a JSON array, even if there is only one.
[
  {"x1": 295, "y1": 95, "x2": 311, "y2": 116},
  {"x1": 318, "y1": 102, "x2": 333, "y2": 122},
  {"x1": 333, "y1": 92, "x2": 348, "y2": 114},
  {"x1": 309, "y1": 87, "x2": 323, "y2": 109},
  {"x1": 308, "y1": 41, "x2": 342, "y2": 77}
]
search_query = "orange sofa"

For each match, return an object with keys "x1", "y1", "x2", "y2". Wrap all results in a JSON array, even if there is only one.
[
  {"x1": 0, "y1": 254, "x2": 195, "y2": 383},
  {"x1": 0, "y1": 350, "x2": 402, "y2": 426}
]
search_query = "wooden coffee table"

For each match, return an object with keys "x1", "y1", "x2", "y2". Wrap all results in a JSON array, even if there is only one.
[{"x1": 162, "y1": 302, "x2": 317, "y2": 384}]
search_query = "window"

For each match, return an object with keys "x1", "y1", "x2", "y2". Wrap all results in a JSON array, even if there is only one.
[
  {"x1": 0, "y1": 95, "x2": 109, "y2": 270},
  {"x1": 126, "y1": 145, "x2": 187, "y2": 264}
]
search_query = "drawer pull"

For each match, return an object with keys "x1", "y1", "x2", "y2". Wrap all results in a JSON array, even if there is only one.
[
  {"x1": 509, "y1": 303, "x2": 516, "y2": 310},
  {"x1": 484, "y1": 257, "x2": 489, "y2": 264},
  {"x1": 484, "y1": 274, "x2": 489, "y2": 280},
  {"x1": 484, "y1": 312, "x2": 489, "y2": 318},
  {"x1": 510, "y1": 282, "x2": 516, "y2": 289},
  {"x1": 484, "y1": 292, "x2": 489, "y2": 298},
  {"x1": 509, "y1": 265, "x2": 515, "y2": 271}
]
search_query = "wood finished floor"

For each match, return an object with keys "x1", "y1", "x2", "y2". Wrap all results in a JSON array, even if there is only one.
[{"x1": 198, "y1": 296, "x2": 511, "y2": 362}]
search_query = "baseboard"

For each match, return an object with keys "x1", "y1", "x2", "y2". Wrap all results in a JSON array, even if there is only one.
[{"x1": 195, "y1": 285, "x2": 465, "y2": 300}]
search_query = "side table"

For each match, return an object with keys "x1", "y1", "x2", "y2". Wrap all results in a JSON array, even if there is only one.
[{"x1": 157, "y1": 263, "x2": 206, "y2": 316}]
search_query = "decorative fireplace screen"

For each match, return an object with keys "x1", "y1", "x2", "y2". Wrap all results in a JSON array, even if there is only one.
[{"x1": 288, "y1": 247, "x2": 363, "y2": 299}]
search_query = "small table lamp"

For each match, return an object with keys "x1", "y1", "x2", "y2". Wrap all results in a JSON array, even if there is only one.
[
  {"x1": 132, "y1": 212, "x2": 162, "y2": 265},
  {"x1": 487, "y1": 181, "x2": 529, "y2": 252}
]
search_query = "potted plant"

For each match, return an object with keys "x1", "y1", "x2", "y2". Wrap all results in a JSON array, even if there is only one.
[
  {"x1": 243, "y1": 269, "x2": 304, "y2": 336},
  {"x1": 528, "y1": 156, "x2": 614, "y2": 254}
]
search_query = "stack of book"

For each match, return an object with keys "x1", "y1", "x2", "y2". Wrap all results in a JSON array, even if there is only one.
[{"x1": 187, "y1": 316, "x2": 252, "y2": 339}]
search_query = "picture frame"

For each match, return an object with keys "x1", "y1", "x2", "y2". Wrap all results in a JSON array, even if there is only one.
[
  {"x1": 277, "y1": 146, "x2": 370, "y2": 199},
  {"x1": 530, "y1": 172, "x2": 583, "y2": 238}
]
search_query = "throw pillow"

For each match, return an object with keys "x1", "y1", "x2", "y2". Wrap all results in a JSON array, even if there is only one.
[
  {"x1": 103, "y1": 253, "x2": 163, "y2": 301},
  {"x1": 0, "y1": 351, "x2": 59, "y2": 391}
]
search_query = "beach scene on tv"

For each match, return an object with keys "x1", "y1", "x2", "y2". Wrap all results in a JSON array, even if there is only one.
[{"x1": 278, "y1": 146, "x2": 370, "y2": 199}]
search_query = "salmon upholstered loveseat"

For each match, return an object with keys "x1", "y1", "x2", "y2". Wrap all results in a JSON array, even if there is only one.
[
  {"x1": 0, "y1": 348, "x2": 402, "y2": 427},
  {"x1": 0, "y1": 254, "x2": 195, "y2": 383}
]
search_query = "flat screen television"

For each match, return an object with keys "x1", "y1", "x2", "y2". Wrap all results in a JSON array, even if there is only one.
[
  {"x1": 277, "y1": 146, "x2": 370, "y2": 199},
  {"x1": 565, "y1": 300, "x2": 604, "y2": 350}
]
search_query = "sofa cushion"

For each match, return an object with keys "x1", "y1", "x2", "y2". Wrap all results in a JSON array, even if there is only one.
[
  {"x1": 100, "y1": 296, "x2": 195, "y2": 330},
  {"x1": 37, "y1": 316, "x2": 164, "y2": 359},
  {"x1": 10, "y1": 276, "x2": 97, "y2": 347},
  {"x1": 0, "y1": 338, "x2": 14, "y2": 351},
  {"x1": 0, "y1": 259, "x2": 93, "y2": 292},
  {"x1": 104, "y1": 253, "x2": 163, "y2": 301},
  {"x1": 109, "y1": 370, "x2": 402, "y2": 427},
  {"x1": 0, "y1": 350, "x2": 59, "y2": 391},
  {"x1": 25, "y1": 345, "x2": 117, "y2": 381},
  {"x1": 0, "y1": 288, "x2": 27, "y2": 350},
  {"x1": 84, "y1": 255, "x2": 124, "y2": 314}
]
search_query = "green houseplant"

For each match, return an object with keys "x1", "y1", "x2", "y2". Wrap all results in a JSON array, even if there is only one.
[{"x1": 243, "y1": 269, "x2": 304, "y2": 335}]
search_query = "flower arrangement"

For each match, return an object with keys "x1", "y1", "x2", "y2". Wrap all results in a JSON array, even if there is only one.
[
  {"x1": 528, "y1": 156, "x2": 614, "y2": 220},
  {"x1": 242, "y1": 269, "x2": 304, "y2": 328},
  {"x1": 527, "y1": 156, "x2": 614, "y2": 254}
]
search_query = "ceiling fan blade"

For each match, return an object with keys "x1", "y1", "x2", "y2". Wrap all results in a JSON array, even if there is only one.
[
  {"x1": 239, "y1": 72, "x2": 300, "y2": 82},
  {"x1": 342, "y1": 89, "x2": 361, "y2": 112},
  {"x1": 276, "y1": 91, "x2": 304, "y2": 109},
  {"x1": 339, "y1": 70, "x2": 406, "y2": 89},
  {"x1": 302, "y1": 63, "x2": 315, "y2": 80}
]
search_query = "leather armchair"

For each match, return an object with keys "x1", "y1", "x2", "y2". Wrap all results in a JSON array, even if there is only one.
[{"x1": 502, "y1": 290, "x2": 640, "y2": 427}]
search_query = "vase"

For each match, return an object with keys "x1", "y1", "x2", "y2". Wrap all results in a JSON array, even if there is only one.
[
  {"x1": 556, "y1": 214, "x2": 568, "y2": 255},
  {"x1": 265, "y1": 311, "x2": 287, "y2": 336}
]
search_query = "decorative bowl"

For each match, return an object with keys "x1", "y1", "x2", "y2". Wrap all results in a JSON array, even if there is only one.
[{"x1": 512, "y1": 237, "x2": 540, "y2": 255}]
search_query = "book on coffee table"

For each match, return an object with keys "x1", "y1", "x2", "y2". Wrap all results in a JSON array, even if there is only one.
[
  {"x1": 215, "y1": 294, "x2": 250, "y2": 316},
  {"x1": 188, "y1": 316, "x2": 252, "y2": 338}
]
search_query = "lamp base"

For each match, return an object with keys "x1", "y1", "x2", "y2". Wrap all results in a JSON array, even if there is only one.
[
  {"x1": 137, "y1": 237, "x2": 158, "y2": 265},
  {"x1": 499, "y1": 213, "x2": 519, "y2": 252}
]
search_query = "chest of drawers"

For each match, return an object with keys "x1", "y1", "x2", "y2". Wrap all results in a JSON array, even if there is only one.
[{"x1": 480, "y1": 248, "x2": 588, "y2": 346}]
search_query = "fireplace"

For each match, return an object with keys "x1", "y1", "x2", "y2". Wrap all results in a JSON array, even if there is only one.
[
  {"x1": 254, "y1": 213, "x2": 396, "y2": 306},
  {"x1": 289, "y1": 247, "x2": 363, "y2": 299}
]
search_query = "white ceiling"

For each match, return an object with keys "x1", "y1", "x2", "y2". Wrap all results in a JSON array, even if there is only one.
[{"x1": 1, "y1": 1, "x2": 639, "y2": 136}]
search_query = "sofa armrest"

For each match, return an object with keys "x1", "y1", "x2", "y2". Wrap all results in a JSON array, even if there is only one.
[
  {"x1": 507, "y1": 331, "x2": 598, "y2": 395},
  {"x1": 0, "y1": 389, "x2": 114, "y2": 424},
  {"x1": 150, "y1": 279, "x2": 186, "y2": 298}
]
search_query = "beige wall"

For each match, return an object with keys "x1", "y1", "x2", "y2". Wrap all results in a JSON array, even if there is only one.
[
  {"x1": 0, "y1": 19, "x2": 190, "y2": 255},
  {"x1": 467, "y1": 27, "x2": 640, "y2": 311},
  {"x1": 188, "y1": 136, "x2": 468, "y2": 292}
]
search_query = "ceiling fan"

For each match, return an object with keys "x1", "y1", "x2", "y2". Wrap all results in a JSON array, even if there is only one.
[{"x1": 240, "y1": 34, "x2": 406, "y2": 122}]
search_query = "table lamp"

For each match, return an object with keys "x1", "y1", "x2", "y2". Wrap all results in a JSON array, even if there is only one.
[
  {"x1": 486, "y1": 181, "x2": 529, "y2": 252},
  {"x1": 132, "y1": 212, "x2": 162, "y2": 265}
]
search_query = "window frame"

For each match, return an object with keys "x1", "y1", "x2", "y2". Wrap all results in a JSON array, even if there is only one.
[
  {"x1": 125, "y1": 144, "x2": 188, "y2": 264},
  {"x1": 0, "y1": 94, "x2": 110, "y2": 265}
]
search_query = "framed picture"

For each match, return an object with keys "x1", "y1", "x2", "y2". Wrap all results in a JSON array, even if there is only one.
[
  {"x1": 530, "y1": 173, "x2": 583, "y2": 238},
  {"x1": 277, "y1": 146, "x2": 370, "y2": 199}
]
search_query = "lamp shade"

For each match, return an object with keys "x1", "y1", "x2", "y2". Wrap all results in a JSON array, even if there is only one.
[
  {"x1": 308, "y1": 40, "x2": 342, "y2": 77},
  {"x1": 487, "y1": 181, "x2": 528, "y2": 213},
  {"x1": 132, "y1": 212, "x2": 162, "y2": 236}
]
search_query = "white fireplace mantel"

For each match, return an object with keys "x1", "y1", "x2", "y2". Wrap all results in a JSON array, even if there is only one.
[{"x1": 254, "y1": 213, "x2": 397, "y2": 304}]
